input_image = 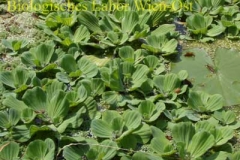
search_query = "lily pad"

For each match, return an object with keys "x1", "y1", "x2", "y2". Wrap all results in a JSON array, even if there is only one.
[{"x1": 171, "y1": 48, "x2": 240, "y2": 106}]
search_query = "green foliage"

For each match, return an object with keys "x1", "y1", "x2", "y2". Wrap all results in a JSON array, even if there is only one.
[
  {"x1": 0, "y1": 141, "x2": 19, "y2": 160},
  {"x1": 1, "y1": 0, "x2": 240, "y2": 159},
  {"x1": 1, "y1": 39, "x2": 29, "y2": 55}
]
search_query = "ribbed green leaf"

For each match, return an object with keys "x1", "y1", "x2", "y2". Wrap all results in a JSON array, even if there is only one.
[
  {"x1": 2, "y1": 95, "x2": 28, "y2": 111},
  {"x1": 91, "y1": 119, "x2": 113, "y2": 138},
  {"x1": 22, "y1": 87, "x2": 47, "y2": 111},
  {"x1": 35, "y1": 43, "x2": 55, "y2": 66},
  {"x1": 123, "y1": 110, "x2": 141, "y2": 130},
  {"x1": 122, "y1": 11, "x2": 139, "y2": 34},
  {"x1": 0, "y1": 71, "x2": 15, "y2": 88},
  {"x1": 0, "y1": 141, "x2": 19, "y2": 160},
  {"x1": 187, "y1": 131, "x2": 215, "y2": 159},
  {"x1": 172, "y1": 122, "x2": 195, "y2": 149},
  {"x1": 25, "y1": 138, "x2": 55, "y2": 160},
  {"x1": 21, "y1": 108, "x2": 36, "y2": 124},
  {"x1": 47, "y1": 91, "x2": 69, "y2": 123},
  {"x1": 78, "y1": 11, "x2": 101, "y2": 33},
  {"x1": 78, "y1": 57, "x2": 98, "y2": 78},
  {"x1": 98, "y1": 140, "x2": 118, "y2": 160}
]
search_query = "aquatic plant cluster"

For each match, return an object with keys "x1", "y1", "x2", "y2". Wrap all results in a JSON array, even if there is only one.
[{"x1": 0, "y1": 0, "x2": 240, "y2": 159}]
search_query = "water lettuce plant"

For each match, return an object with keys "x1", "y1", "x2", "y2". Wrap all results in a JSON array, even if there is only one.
[
  {"x1": 1, "y1": 39, "x2": 29, "y2": 55},
  {"x1": 186, "y1": 13, "x2": 226, "y2": 40},
  {"x1": 1, "y1": 0, "x2": 240, "y2": 159}
]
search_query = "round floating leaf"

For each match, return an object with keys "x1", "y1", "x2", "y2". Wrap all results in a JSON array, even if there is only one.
[{"x1": 171, "y1": 48, "x2": 240, "y2": 105}]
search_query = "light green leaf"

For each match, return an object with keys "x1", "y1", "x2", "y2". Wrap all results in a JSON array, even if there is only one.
[
  {"x1": 130, "y1": 64, "x2": 149, "y2": 90},
  {"x1": 188, "y1": 91, "x2": 223, "y2": 112},
  {"x1": 35, "y1": 43, "x2": 55, "y2": 66},
  {"x1": 78, "y1": 57, "x2": 98, "y2": 78},
  {"x1": 0, "y1": 71, "x2": 15, "y2": 88},
  {"x1": 151, "y1": 24, "x2": 176, "y2": 36},
  {"x1": 138, "y1": 101, "x2": 165, "y2": 122},
  {"x1": 123, "y1": 110, "x2": 141, "y2": 130},
  {"x1": 98, "y1": 140, "x2": 118, "y2": 160},
  {"x1": 0, "y1": 141, "x2": 19, "y2": 160},
  {"x1": 122, "y1": 11, "x2": 139, "y2": 34},
  {"x1": 47, "y1": 91, "x2": 69, "y2": 124},
  {"x1": 25, "y1": 138, "x2": 55, "y2": 160},
  {"x1": 144, "y1": 55, "x2": 159, "y2": 71},
  {"x1": 63, "y1": 145, "x2": 88, "y2": 160},
  {"x1": 187, "y1": 131, "x2": 215, "y2": 159},
  {"x1": 2, "y1": 95, "x2": 28, "y2": 111},
  {"x1": 57, "y1": 107, "x2": 86, "y2": 133},
  {"x1": 172, "y1": 122, "x2": 195, "y2": 149},
  {"x1": 91, "y1": 119, "x2": 113, "y2": 138},
  {"x1": 132, "y1": 123, "x2": 152, "y2": 144},
  {"x1": 21, "y1": 108, "x2": 36, "y2": 124},
  {"x1": 22, "y1": 87, "x2": 46, "y2": 112},
  {"x1": 73, "y1": 25, "x2": 90, "y2": 43},
  {"x1": 119, "y1": 46, "x2": 135, "y2": 62},
  {"x1": 150, "y1": 126, "x2": 174, "y2": 155},
  {"x1": 78, "y1": 11, "x2": 101, "y2": 33}
]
